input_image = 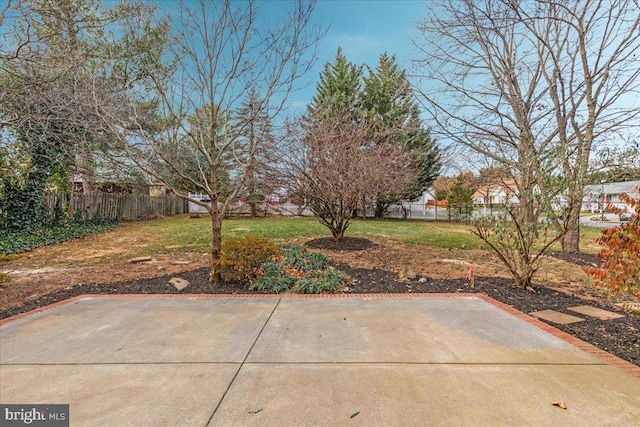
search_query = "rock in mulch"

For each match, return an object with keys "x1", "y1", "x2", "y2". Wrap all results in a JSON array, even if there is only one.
[{"x1": 169, "y1": 277, "x2": 190, "y2": 291}]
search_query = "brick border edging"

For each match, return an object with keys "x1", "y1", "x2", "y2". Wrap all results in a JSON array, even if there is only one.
[
  {"x1": 472, "y1": 294, "x2": 640, "y2": 378},
  {"x1": 2, "y1": 292, "x2": 639, "y2": 378}
]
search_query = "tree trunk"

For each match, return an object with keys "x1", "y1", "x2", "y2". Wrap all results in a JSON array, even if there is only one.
[
  {"x1": 209, "y1": 207, "x2": 222, "y2": 283},
  {"x1": 562, "y1": 229, "x2": 580, "y2": 253},
  {"x1": 78, "y1": 144, "x2": 95, "y2": 193},
  {"x1": 209, "y1": 121, "x2": 221, "y2": 283},
  {"x1": 330, "y1": 217, "x2": 346, "y2": 241},
  {"x1": 561, "y1": 190, "x2": 582, "y2": 253},
  {"x1": 514, "y1": 274, "x2": 535, "y2": 291},
  {"x1": 374, "y1": 204, "x2": 386, "y2": 218}
]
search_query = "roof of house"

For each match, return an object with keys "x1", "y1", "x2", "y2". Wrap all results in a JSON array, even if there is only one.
[
  {"x1": 584, "y1": 180, "x2": 640, "y2": 196},
  {"x1": 472, "y1": 179, "x2": 519, "y2": 199}
]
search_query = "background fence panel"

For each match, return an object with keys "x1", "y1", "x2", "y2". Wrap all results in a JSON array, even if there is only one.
[{"x1": 43, "y1": 192, "x2": 187, "y2": 222}]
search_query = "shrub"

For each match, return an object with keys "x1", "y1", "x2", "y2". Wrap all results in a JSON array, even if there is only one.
[
  {"x1": 247, "y1": 243, "x2": 348, "y2": 294},
  {"x1": 249, "y1": 274, "x2": 295, "y2": 293},
  {"x1": 217, "y1": 236, "x2": 281, "y2": 282},
  {"x1": 279, "y1": 243, "x2": 329, "y2": 271},
  {"x1": 295, "y1": 267, "x2": 350, "y2": 294},
  {"x1": 587, "y1": 187, "x2": 640, "y2": 297}
]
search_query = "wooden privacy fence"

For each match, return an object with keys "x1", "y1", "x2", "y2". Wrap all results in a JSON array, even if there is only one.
[{"x1": 44, "y1": 192, "x2": 187, "y2": 221}]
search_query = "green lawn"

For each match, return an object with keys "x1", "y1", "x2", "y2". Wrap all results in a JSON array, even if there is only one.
[
  {"x1": 346, "y1": 218, "x2": 483, "y2": 249},
  {"x1": 98, "y1": 214, "x2": 607, "y2": 256},
  {"x1": 137, "y1": 215, "x2": 486, "y2": 254}
]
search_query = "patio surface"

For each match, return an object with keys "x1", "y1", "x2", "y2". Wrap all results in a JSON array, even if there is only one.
[{"x1": 1, "y1": 294, "x2": 639, "y2": 426}]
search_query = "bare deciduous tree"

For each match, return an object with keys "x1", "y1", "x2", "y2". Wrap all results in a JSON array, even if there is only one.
[
  {"x1": 286, "y1": 106, "x2": 416, "y2": 240},
  {"x1": 413, "y1": 0, "x2": 640, "y2": 287},
  {"x1": 0, "y1": 0, "x2": 163, "y2": 193},
  {"x1": 97, "y1": 0, "x2": 325, "y2": 282},
  {"x1": 512, "y1": 0, "x2": 640, "y2": 252},
  {"x1": 415, "y1": 0, "x2": 640, "y2": 251}
]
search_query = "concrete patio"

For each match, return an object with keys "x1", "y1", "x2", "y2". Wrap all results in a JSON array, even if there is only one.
[{"x1": 1, "y1": 294, "x2": 639, "y2": 426}]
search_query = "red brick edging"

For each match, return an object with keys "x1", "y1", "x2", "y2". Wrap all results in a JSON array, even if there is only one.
[{"x1": 2, "y1": 292, "x2": 638, "y2": 378}]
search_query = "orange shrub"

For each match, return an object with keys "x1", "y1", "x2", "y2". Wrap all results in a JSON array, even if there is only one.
[
  {"x1": 587, "y1": 186, "x2": 640, "y2": 297},
  {"x1": 216, "y1": 236, "x2": 281, "y2": 282}
]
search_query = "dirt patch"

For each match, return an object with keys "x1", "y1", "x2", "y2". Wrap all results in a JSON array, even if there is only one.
[{"x1": 0, "y1": 253, "x2": 209, "y2": 312}]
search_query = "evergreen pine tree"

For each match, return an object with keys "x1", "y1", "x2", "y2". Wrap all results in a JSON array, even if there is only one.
[
  {"x1": 308, "y1": 47, "x2": 362, "y2": 120},
  {"x1": 234, "y1": 88, "x2": 278, "y2": 217},
  {"x1": 304, "y1": 49, "x2": 441, "y2": 219},
  {"x1": 362, "y1": 53, "x2": 441, "y2": 216}
]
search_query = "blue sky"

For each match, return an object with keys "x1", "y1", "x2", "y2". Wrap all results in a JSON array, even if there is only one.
[
  {"x1": 140, "y1": 0, "x2": 428, "y2": 113},
  {"x1": 259, "y1": 0, "x2": 428, "y2": 111},
  {"x1": 1, "y1": 0, "x2": 427, "y2": 113},
  {"x1": 309, "y1": 1, "x2": 424, "y2": 70}
]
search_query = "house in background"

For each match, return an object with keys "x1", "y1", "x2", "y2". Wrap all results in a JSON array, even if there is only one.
[
  {"x1": 583, "y1": 180, "x2": 640, "y2": 213},
  {"x1": 419, "y1": 187, "x2": 437, "y2": 206},
  {"x1": 472, "y1": 179, "x2": 520, "y2": 207}
]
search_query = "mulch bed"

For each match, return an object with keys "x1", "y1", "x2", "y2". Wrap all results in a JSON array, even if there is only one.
[
  {"x1": 304, "y1": 237, "x2": 376, "y2": 251},
  {"x1": 547, "y1": 251, "x2": 601, "y2": 268},
  {"x1": 2, "y1": 264, "x2": 638, "y2": 368}
]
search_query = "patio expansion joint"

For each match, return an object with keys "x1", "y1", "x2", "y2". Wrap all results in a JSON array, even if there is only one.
[
  {"x1": 205, "y1": 296, "x2": 283, "y2": 425},
  {"x1": 0, "y1": 361, "x2": 609, "y2": 367},
  {"x1": 236, "y1": 361, "x2": 610, "y2": 367}
]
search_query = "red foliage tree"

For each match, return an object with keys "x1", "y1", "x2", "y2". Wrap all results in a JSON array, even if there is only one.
[{"x1": 587, "y1": 186, "x2": 640, "y2": 297}]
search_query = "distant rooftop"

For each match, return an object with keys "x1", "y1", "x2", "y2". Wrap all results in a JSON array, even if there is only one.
[{"x1": 584, "y1": 180, "x2": 640, "y2": 195}]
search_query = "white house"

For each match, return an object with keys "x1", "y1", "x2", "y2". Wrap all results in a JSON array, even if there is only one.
[
  {"x1": 420, "y1": 187, "x2": 437, "y2": 207},
  {"x1": 583, "y1": 180, "x2": 640, "y2": 213},
  {"x1": 472, "y1": 179, "x2": 520, "y2": 206}
]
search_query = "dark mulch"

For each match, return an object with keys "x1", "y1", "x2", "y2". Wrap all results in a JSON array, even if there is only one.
[
  {"x1": 304, "y1": 236, "x2": 376, "y2": 251},
  {"x1": 547, "y1": 251, "x2": 601, "y2": 268},
  {"x1": 1, "y1": 264, "x2": 638, "y2": 368}
]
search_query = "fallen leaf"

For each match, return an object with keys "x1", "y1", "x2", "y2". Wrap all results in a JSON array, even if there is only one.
[
  {"x1": 350, "y1": 411, "x2": 360, "y2": 419},
  {"x1": 552, "y1": 401, "x2": 567, "y2": 410}
]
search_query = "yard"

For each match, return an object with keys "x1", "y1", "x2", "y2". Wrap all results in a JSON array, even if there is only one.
[
  {"x1": 0, "y1": 214, "x2": 609, "y2": 310},
  {"x1": 1, "y1": 214, "x2": 639, "y2": 367}
]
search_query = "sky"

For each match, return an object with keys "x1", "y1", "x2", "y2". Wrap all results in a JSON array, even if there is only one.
[
  {"x1": 126, "y1": 0, "x2": 429, "y2": 115},
  {"x1": 0, "y1": 0, "x2": 429, "y2": 121},
  {"x1": 257, "y1": 0, "x2": 428, "y2": 112}
]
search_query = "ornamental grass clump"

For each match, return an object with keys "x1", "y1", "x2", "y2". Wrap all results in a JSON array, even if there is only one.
[
  {"x1": 248, "y1": 262, "x2": 295, "y2": 293},
  {"x1": 249, "y1": 243, "x2": 350, "y2": 294},
  {"x1": 295, "y1": 267, "x2": 350, "y2": 294}
]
